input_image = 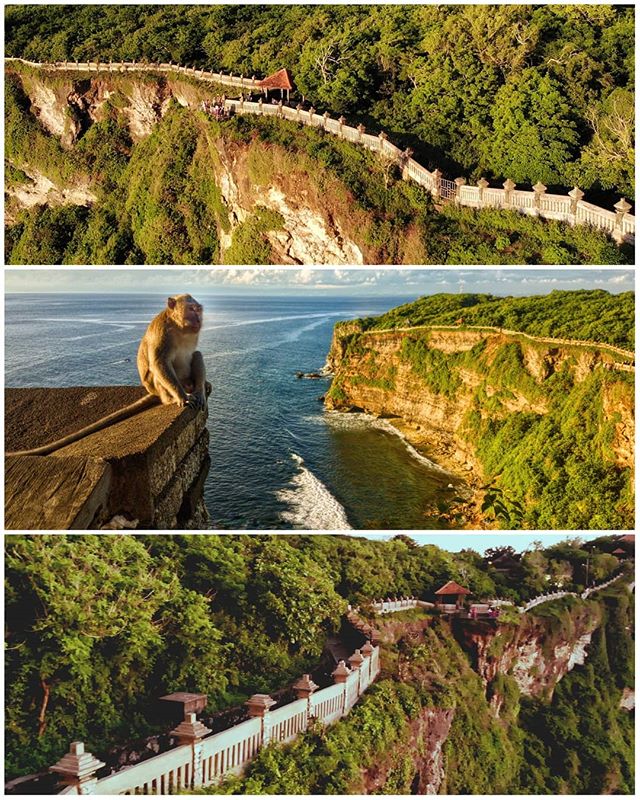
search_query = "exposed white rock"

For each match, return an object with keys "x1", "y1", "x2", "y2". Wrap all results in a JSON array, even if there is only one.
[
  {"x1": 6, "y1": 167, "x2": 97, "y2": 212},
  {"x1": 263, "y1": 187, "x2": 363, "y2": 265},
  {"x1": 620, "y1": 687, "x2": 635, "y2": 710},
  {"x1": 29, "y1": 80, "x2": 67, "y2": 138}
]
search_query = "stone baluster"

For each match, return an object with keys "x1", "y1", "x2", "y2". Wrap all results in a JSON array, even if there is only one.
[
  {"x1": 613, "y1": 198, "x2": 632, "y2": 244},
  {"x1": 532, "y1": 181, "x2": 547, "y2": 213},
  {"x1": 378, "y1": 130, "x2": 388, "y2": 151},
  {"x1": 357, "y1": 123, "x2": 366, "y2": 142},
  {"x1": 170, "y1": 712, "x2": 212, "y2": 789},
  {"x1": 323, "y1": 111, "x2": 330, "y2": 129},
  {"x1": 477, "y1": 177, "x2": 489, "y2": 205},
  {"x1": 246, "y1": 694, "x2": 276, "y2": 747},
  {"x1": 568, "y1": 186, "x2": 584, "y2": 219},
  {"x1": 349, "y1": 649, "x2": 365, "y2": 695},
  {"x1": 258, "y1": 97, "x2": 263, "y2": 114},
  {"x1": 308, "y1": 106, "x2": 316, "y2": 124},
  {"x1": 296, "y1": 103, "x2": 303, "y2": 122},
  {"x1": 432, "y1": 169, "x2": 442, "y2": 201},
  {"x1": 503, "y1": 179, "x2": 516, "y2": 207},
  {"x1": 50, "y1": 742, "x2": 105, "y2": 795},
  {"x1": 332, "y1": 660, "x2": 351, "y2": 716},
  {"x1": 454, "y1": 177, "x2": 466, "y2": 204},
  {"x1": 293, "y1": 673, "x2": 319, "y2": 725}
]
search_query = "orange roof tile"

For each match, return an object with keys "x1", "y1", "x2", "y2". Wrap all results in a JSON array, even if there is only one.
[
  {"x1": 258, "y1": 68, "x2": 294, "y2": 91},
  {"x1": 435, "y1": 580, "x2": 471, "y2": 595}
]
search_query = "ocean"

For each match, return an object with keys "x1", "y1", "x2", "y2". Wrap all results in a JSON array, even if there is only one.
[{"x1": 5, "y1": 293, "x2": 462, "y2": 529}]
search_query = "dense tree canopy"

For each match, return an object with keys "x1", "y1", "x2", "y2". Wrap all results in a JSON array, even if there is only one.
[
  {"x1": 360, "y1": 289, "x2": 635, "y2": 350},
  {"x1": 5, "y1": 4, "x2": 635, "y2": 196}
]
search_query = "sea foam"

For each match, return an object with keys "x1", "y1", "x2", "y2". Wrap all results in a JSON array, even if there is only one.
[{"x1": 277, "y1": 452, "x2": 352, "y2": 530}]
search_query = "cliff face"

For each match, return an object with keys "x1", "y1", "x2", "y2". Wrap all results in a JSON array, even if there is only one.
[
  {"x1": 362, "y1": 707, "x2": 454, "y2": 795},
  {"x1": 452, "y1": 603, "x2": 601, "y2": 703},
  {"x1": 324, "y1": 322, "x2": 635, "y2": 527},
  {"x1": 6, "y1": 67, "x2": 367, "y2": 264}
]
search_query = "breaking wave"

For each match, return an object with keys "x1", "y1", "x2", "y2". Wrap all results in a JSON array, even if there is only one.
[{"x1": 277, "y1": 453, "x2": 352, "y2": 530}]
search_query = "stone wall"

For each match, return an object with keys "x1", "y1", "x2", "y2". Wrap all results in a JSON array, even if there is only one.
[{"x1": 5, "y1": 387, "x2": 210, "y2": 529}]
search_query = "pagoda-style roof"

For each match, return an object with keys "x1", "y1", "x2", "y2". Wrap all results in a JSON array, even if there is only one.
[
  {"x1": 435, "y1": 580, "x2": 471, "y2": 596},
  {"x1": 619, "y1": 534, "x2": 635, "y2": 543},
  {"x1": 612, "y1": 548, "x2": 626, "y2": 555},
  {"x1": 258, "y1": 68, "x2": 294, "y2": 91}
]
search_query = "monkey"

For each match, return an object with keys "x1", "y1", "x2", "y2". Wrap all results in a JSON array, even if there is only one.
[
  {"x1": 6, "y1": 294, "x2": 210, "y2": 458},
  {"x1": 137, "y1": 293, "x2": 210, "y2": 411}
]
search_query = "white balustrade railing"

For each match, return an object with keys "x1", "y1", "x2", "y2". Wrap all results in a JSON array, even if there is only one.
[
  {"x1": 51, "y1": 641, "x2": 381, "y2": 794},
  {"x1": 5, "y1": 57, "x2": 634, "y2": 243}
]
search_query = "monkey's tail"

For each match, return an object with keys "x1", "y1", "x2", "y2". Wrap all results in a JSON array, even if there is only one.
[{"x1": 6, "y1": 394, "x2": 160, "y2": 457}]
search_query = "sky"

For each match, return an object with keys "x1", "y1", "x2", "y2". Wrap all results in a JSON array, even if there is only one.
[
  {"x1": 353, "y1": 532, "x2": 622, "y2": 553},
  {"x1": 4, "y1": 267, "x2": 634, "y2": 297}
]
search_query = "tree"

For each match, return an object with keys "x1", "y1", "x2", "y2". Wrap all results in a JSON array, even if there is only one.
[{"x1": 483, "y1": 69, "x2": 580, "y2": 185}]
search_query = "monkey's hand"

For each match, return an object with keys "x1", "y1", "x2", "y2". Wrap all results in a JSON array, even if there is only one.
[{"x1": 186, "y1": 389, "x2": 207, "y2": 411}]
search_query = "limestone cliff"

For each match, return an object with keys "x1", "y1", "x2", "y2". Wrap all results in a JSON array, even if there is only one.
[
  {"x1": 452, "y1": 603, "x2": 601, "y2": 702},
  {"x1": 324, "y1": 321, "x2": 635, "y2": 528}
]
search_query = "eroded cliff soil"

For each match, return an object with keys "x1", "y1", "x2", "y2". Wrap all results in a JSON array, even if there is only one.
[{"x1": 5, "y1": 66, "x2": 384, "y2": 264}]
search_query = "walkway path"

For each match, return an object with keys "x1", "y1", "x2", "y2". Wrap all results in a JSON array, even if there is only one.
[
  {"x1": 5, "y1": 57, "x2": 635, "y2": 244},
  {"x1": 361, "y1": 324, "x2": 634, "y2": 366}
]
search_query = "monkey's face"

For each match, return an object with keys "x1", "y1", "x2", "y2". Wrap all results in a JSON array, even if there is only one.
[{"x1": 168, "y1": 294, "x2": 203, "y2": 332}]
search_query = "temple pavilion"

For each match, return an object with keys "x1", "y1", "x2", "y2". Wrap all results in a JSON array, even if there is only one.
[{"x1": 434, "y1": 580, "x2": 472, "y2": 609}]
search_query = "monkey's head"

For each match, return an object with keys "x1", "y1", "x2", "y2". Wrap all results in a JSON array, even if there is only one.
[{"x1": 167, "y1": 294, "x2": 203, "y2": 332}]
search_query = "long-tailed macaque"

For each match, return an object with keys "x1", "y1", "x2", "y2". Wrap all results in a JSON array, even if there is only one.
[
  {"x1": 138, "y1": 293, "x2": 210, "y2": 410},
  {"x1": 6, "y1": 294, "x2": 210, "y2": 457}
]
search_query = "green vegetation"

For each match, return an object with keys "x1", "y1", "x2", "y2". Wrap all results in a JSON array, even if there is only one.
[
  {"x1": 6, "y1": 4, "x2": 634, "y2": 197},
  {"x1": 5, "y1": 6, "x2": 635, "y2": 265},
  {"x1": 359, "y1": 290, "x2": 635, "y2": 350},
  {"x1": 197, "y1": 585, "x2": 633, "y2": 795}
]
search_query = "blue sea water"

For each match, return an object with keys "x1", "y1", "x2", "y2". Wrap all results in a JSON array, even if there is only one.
[{"x1": 5, "y1": 293, "x2": 461, "y2": 529}]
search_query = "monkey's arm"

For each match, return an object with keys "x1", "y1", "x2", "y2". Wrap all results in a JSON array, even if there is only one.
[{"x1": 150, "y1": 350, "x2": 190, "y2": 406}]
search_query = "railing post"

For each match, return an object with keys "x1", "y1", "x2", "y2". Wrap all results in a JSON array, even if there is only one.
[
  {"x1": 170, "y1": 712, "x2": 212, "y2": 790},
  {"x1": 348, "y1": 649, "x2": 365, "y2": 695},
  {"x1": 532, "y1": 181, "x2": 547, "y2": 214},
  {"x1": 361, "y1": 640, "x2": 374, "y2": 685},
  {"x1": 357, "y1": 123, "x2": 365, "y2": 142},
  {"x1": 377, "y1": 130, "x2": 388, "y2": 151},
  {"x1": 454, "y1": 177, "x2": 466, "y2": 204},
  {"x1": 332, "y1": 660, "x2": 351, "y2": 716},
  {"x1": 293, "y1": 673, "x2": 319, "y2": 727},
  {"x1": 568, "y1": 186, "x2": 584, "y2": 220},
  {"x1": 476, "y1": 177, "x2": 489, "y2": 205},
  {"x1": 246, "y1": 694, "x2": 276, "y2": 747},
  {"x1": 50, "y1": 742, "x2": 105, "y2": 795},
  {"x1": 503, "y1": 179, "x2": 516, "y2": 207},
  {"x1": 258, "y1": 97, "x2": 263, "y2": 114},
  {"x1": 308, "y1": 106, "x2": 316, "y2": 124},
  {"x1": 613, "y1": 198, "x2": 632, "y2": 244},
  {"x1": 432, "y1": 169, "x2": 442, "y2": 201}
]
